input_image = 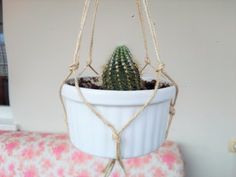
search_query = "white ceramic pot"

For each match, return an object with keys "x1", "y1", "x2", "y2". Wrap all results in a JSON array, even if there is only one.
[{"x1": 61, "y1": 81, "x2": 176, "y2": 159}]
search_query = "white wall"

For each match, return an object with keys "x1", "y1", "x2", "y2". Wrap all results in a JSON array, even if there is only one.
[{"x1": 3, "y1": 0, "x2": 236, "y2": 177}]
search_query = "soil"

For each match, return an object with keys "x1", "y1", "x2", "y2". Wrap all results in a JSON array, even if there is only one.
[{"x1": 66, "y1": 77, "x2": 170, "y2": 90}]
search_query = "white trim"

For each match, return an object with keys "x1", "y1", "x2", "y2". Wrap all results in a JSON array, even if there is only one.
[
  {"x1": 0, "y1": 119, "x2": 18, "y2": 131},
  {"x1": 0, "y1": 106, "x2": 18, "y2": 131},
  {"x1": 0, "y1": 106, "x2": 13, "y2": 119}
]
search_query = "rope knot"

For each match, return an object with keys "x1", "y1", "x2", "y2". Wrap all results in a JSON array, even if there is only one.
[
  {"x1": 112, "y1": 132, "x2": 120, "y2": 144},
  {"x1": 145, "y1": 57, "x2": 151, "y2": 64},
  {"x1": 69, "y1": 63, "x2": 79, "y2": 71},
  {"x1": 169, "y1": 106, "x2": 176, "y2": 116},
  {"x1": 156, "y1": 63, "x2": 165, "y2": 73}
]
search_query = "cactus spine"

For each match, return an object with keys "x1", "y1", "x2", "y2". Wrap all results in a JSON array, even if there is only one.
[{"x1": 102, "y1": 45, "x2": 142, "y2": 90}]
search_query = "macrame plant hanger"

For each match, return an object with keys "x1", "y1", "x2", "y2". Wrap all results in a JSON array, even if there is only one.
[{"x1": 59, "y1": 0, "x2": 179, "y2": 176}]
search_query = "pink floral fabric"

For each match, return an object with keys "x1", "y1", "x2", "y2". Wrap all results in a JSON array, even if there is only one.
[{"x1": 0, "y1": 131, "x2": 184, "y2": 177}]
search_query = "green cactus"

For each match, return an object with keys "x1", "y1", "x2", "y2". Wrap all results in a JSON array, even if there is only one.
[{"x1": 102, "y1": 45, "x2": 142, "y2": 90}]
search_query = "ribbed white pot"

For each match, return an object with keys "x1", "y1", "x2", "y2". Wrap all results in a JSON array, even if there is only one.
[{"x1": 61, "y1": 82, "x2": 176, "y2": 159}]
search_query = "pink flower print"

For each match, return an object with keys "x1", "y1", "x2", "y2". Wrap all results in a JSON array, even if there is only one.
[
  {"x1": 127, "y1": 173, "x2": 145, "y2": 177},
  {"x1": 0, "y1": 169, "x2": 7, "y2": 177},
  {"x1": 68, "y1": 166, "x2": 75, "y2": 176},
  {"x1": 42, "y1": 159, "x2": 52, "y2": 169},
  {"x1": 24, "y1": 166, "x2": 37, "y2": 177},
  {"x1": 5, "y1": 141, "x2": 19, "y2": 155},
  {"x1": 38, "y1": 141, "x2": 45, "y2": 148},
  {"x1": 95, "y1": 162, "x2": 105, "y2": 173},
  {"x1": 8, "y1": 163, "x2": 15, "y2": 172},
  {"x1": 0, "y1": 155, "x2": 4, "y2": 163},
  {"x1": 127, "y1": 155, "x2": 151, "y2": 168},
  {"x1": 130, "y1": 174, "x2": 145, "y2": 177},
  {"x1": 0, "y1": 131, "x2": 7, "y2": 135},
  {"x1": 52, "y1": 144, "x2": 67, "y2": 159},
  {"x1": 111, "y1": 171, "x2": 120, "y2": 177},
  {"x1": 78, "y1": 170, "x2": 89, "y2": 177},
  {"x1": 153, "y1": 168, "x2": 166, "y2": 177},
  {"x1": 57, "y1": 168, "x2": 64, "y2": 177},
  {"x1": 138, "y1": 174, "x2": 145, "y2": 177},
  {"x1": 160, "y1": 152, "x2": 177, "y2": 170},
  {"x1": 11, "y1": 132, "x2": 23, "y2": 137},
  {"x1": 40, "y1": 133, "x2": 51, "y2": 138},
  {"x1": 26, "y1": 137, "x2": 36, "y2": 142},
  {"x1": 71, "y1": 151, "x2": 92, "y2": 164},
  {"x1": 55, "y1": 134, "x2": 68, "y2": 140},
  {"x1": 22, "y1": 148, "x2": 34, "y2": 159},
  {"x1": 127, "y1": 158, "x2": 142, "y2": 167},
  {"x1": 34, "y1": 141, "x2": 45, "y2": 156}
]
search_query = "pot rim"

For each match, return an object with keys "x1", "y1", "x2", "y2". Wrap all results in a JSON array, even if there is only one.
[{"x1": 62, "y1": 83, "x2": 176, "y2": 106}]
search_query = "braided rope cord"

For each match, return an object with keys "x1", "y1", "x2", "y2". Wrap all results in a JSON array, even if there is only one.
[{"x1": 59, "y1": 0, "x2": 179, "y2": 176}]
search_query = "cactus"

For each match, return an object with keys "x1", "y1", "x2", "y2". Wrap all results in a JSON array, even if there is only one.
[{"x1": 102, "y1": 45, "x2": 142, "y2": 90}]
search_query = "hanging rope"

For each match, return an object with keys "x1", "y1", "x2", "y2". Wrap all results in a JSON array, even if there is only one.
[
  {"x1": 79, "y1": 0, "x2": 100, "y2": 76},
  {"x1": 59, "y1": 0, "x2": 179, "y2": 176},
  {"x1": 136, "y1": 0, "x2": 150, "y2": 72},
  {"x1": 162, "y1": 71, "x2": 179, "y2": 139},
  {"x1": 142, "y1": 0, "x2": 162, "y2": 65},
  {"x1": 59, "y1": 0, "x2": 92, "y2": 129},
  {"x1": 73, "y1": 0, "x2": 91, "y2": 65}
]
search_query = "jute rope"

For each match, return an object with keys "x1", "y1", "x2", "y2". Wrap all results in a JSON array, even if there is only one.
[
  {"x1": 73, "y1": 0, "x2": 91, "y2": 65},
  {"x1": 136, "y1": 0, "x2": 150, "y2": 72},
  {"x1": 142, "y1": 0, "x2": 162, "y2": 64},
  {"x1": 79, "y1": 0, "x2": 100, "y2": 76},
  {"x1": 59, "y1": 0, "x2": 92, "y2": 129},
  {"x1": 59, "y1": 0, "x2": 179, "y2": 176}
]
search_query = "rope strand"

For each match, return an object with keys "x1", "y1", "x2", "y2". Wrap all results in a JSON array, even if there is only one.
[
  {"x1": 142, "y1": 0, "x2": 162, "y2": 65},
  {"x1": 136, "y1": 0, "x2": 150, "y2": 65},
  {"x1": 79, "y1": 0, "x2": 100, "y2": 76},
  {"x1": 73, "y1": 0, "x2": 91, "y2": 64}
]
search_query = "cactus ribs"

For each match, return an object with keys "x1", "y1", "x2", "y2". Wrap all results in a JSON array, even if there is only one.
[{"x1": 102, "y1": 45, "x2": 142, "y2": 90}]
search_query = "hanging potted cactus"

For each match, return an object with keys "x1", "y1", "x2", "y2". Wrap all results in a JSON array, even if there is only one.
[
  {"x1": 60, "y1": 0, "x2": 178, "y2": 176},
  {"x1": 61, "y1": 45, "x2": 176, "y2": 158}
]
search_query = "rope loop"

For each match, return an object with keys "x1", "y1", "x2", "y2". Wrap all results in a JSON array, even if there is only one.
[
  {"x1": 69, "y1": 63, "x2": 80, "y2": 72},
  {"x1": 156, "y1": 63, "x2": 165, "y2": 73},
  {"x1": 112, "y1": 132, "x2": 121, "y2": 144}
]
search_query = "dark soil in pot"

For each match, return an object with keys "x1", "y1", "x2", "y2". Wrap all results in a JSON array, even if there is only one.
[{"x1": 66, "y1": 77, "x2": 170, "y2": 90}]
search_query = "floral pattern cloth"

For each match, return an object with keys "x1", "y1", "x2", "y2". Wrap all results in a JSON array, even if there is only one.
[{"x1": 0, "y1": 131, "x2": 184, "y2": 177}]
